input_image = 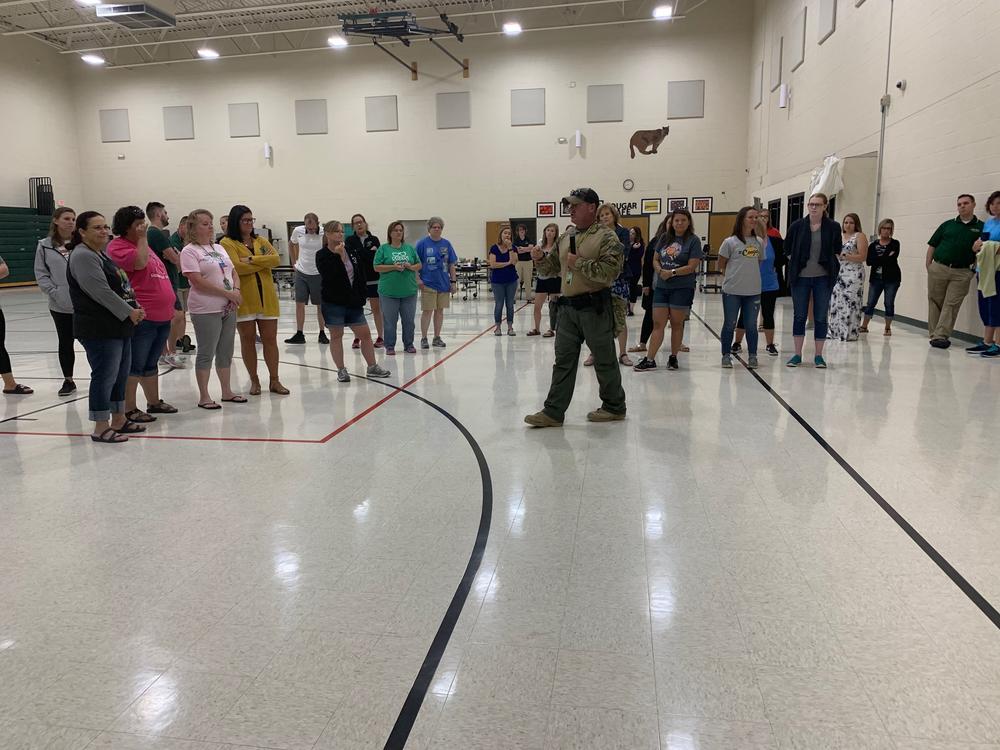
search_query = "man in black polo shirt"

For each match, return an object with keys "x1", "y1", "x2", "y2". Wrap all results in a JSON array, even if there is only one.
[{"x1": 925, "y1": 194, "x2": 984, "y2": 347}]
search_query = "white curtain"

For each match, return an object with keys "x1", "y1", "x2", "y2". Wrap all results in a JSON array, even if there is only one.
[{"x1": 808, "y1": 155, "x2": 844, "y2": 197}]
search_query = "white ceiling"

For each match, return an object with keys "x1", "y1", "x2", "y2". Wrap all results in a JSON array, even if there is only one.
[{"x1": 0, "y1": 0, "x2": 703, "y2": 67}]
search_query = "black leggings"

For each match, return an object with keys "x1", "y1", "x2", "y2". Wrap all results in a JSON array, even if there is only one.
[
  {"x1": 737, "y1": 289, "x2": 778, "y2": 330},
  {"x1": 50, "y1": 310, "x2": 75, "y2": 378},
  {"x1": 639, "y1": 294, "x2": 654, "y2": 344},
  {"x1": 0, "y1": 309, "x2": 9, "y2": 375}
]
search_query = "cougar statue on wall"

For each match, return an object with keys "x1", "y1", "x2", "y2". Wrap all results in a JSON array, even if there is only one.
[{"x1": 629, "y1": 126, "x2": 670, "y2": 158}]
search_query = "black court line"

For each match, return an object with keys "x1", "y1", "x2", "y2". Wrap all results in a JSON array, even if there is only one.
[
  {"x1": 284, "y1": 360, "x2": 492, "y2": 749},
  {"x1": 690, "y1": 309, "x2": 1000, "y2": 631}
]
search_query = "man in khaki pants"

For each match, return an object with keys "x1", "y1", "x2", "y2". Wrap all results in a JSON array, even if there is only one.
[{"x1": 926, "y1": 194, "x2": 984, "y2": 348}]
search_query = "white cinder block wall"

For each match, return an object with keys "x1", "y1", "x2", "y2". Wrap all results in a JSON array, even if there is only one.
[
  {"x1": 0, "y1": 37, "x2": 84, "y2": 209},
  {"x1": 58, "y1": 0, "x2": 752, "y2": 259},
  {"x1": 748, "y1": 0, "x2": 1000, "y2": 336}
]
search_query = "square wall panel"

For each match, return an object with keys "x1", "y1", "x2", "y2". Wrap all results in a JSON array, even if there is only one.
[
  {"x1": 99, "y1": 108, "x2": 130, "y2": 143},
  {"x1": 818, "y1": 0, "x2": 837, "y2": 43},
  {"x1": 228, "y1": 102, "x2": 260, "y2": 138},
  {"x1": 511, "y1": 88, "x2": 545, "y2": 126},
  {"x1": 163, "y1": 105, "x2": 194, "y2": 140},
  {"x1": 365, "y1": 95, "x2": 398, "y2": 132},
  {"x1": 436, "y1": 91, "x2": 471, "y2": 129},
  {"x1": 295, "y1": 99, "x2": 328, "y2": 135},
  {"x1": 789, "y1": 7, "x2": 806, "y2": 72},
  {"x1": 770, "y1": 36, "x2": 783, "y2": 92},
  {"x1": 587, "y1": 84, "x2": 623, "y2": 123},
  {"x1": 667, "y1": 80, "x2": 705, "y2": 119}
]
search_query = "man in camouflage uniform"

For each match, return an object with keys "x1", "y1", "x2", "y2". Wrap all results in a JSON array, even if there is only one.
[{"x1": 525, "y1": 188, "x2": 627, "y2": 427}]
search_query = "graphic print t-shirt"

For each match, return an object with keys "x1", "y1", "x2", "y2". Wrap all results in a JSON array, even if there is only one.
[
  {"x1": 373, "y1": 244, "x2": 419, "y2": 298},
  {"x1": 718, "y1": 235, "x2": 764, "y2": 296},
  {"x1": 654, "y1": 235, "x2": 704, "y2": 290},
  {"x1": 415, "y1": 236, "x2": 458, "y2": 292}
]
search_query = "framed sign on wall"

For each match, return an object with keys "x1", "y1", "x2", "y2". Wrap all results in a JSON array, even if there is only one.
[{"x1": 692, "y1": 197, "x2": 714, "y2": 213}]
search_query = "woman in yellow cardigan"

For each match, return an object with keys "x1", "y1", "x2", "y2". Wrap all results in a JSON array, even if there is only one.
[{"x1": 220, "y1": 205, "x2": 289, "y2": 395}]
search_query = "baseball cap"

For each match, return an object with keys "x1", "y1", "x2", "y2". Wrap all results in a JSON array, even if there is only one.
[{"x1": 561, "y1": 188, "x2": 601, "y2": 207}]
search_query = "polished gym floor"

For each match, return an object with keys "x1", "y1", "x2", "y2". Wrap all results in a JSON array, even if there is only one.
[{"x1": 1, "y1": 286, "x2": 999, "y2": 750}]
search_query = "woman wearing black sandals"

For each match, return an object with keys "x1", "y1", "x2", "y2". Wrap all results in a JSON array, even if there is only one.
[
  {"x1": 526, "y1": 222, "x2": 561, "y2": 337},
  {"x1": 66, "y1": 211, "x2": 146, "y2": 443},
  {"x1": 1, "y1": 254, "x2": 34, "y2": 397},
  {"x1": 34, "y1": 206, "x2": 77, "y2": 396}
]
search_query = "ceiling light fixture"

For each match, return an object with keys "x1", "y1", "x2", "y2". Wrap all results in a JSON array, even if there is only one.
[
  {"x1": 502, "y1": 21, "x2": 522, "y2": 36},
  {"x1": 328, "y1": 34, "x2": 348, "y2": 48},
  {"x1": 78, "y1": 0, "x2": 101, "y2": 5},
  {"x1": 652, "y1": 5, "x2": 673, "y2": 19},
  {"x1": 81, "y1": 53, "x2": 105, "y2": 65},
  {"x1": 197, "y1": 47, "x2": 220, "y2": 59}
]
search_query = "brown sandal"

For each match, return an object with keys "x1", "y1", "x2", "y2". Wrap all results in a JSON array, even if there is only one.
[
  {"x1": 269, "y1": 378, "x2": 290, "y2": 395},
  {"x1": 526, "y1": 329, "x2": 541, "y2": 336},
  {"x1": 248, "y1": 380, "x2": 262, "y2": 396},
  {"x1": 542, "y1": 330, "x2": 555, "y2": 338},
  {"x1": 859, "y1": 326, "x2": 869, "y2": 333},
  {"x1": 884, "y1": 328, "x2": 892, "y2": 336}
]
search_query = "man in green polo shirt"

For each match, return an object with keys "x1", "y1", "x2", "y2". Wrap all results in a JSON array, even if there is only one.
[{"x1": 925, "y1": 194, "x2": 984, "y2": 347}]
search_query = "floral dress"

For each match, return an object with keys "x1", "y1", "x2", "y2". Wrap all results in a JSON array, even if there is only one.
[{"x1": 828, "y1": 233, "x2": 865, "y2": 341}]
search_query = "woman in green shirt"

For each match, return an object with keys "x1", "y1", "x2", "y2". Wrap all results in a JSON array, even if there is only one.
[{"x1": 373, "y1": 220, "x2": 422, "y2": 355}]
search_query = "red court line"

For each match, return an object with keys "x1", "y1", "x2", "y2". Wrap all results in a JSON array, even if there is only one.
[
  {"x1": 0, "y1": 306, "x2": 527, "y2": 445},
  {"x1": 318, "y1": 302, "x2": 530, "y2": 443}
]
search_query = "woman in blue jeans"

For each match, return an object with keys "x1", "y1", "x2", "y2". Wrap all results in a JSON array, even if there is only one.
[
  {"x1": 860, "y1": 218, "x2": 901, "y2": 337},
  {"x1": 784, "y1": 192, "x2": 842, "y2": 368},
  {"x1": 373, "y1": 220, "x2": 421, "y2": 355},
  {"x1": 66, "y1": 211, "x2": 146, "y2": 443},
  {"x1": 489, "y1": 227, "x2": 519, "y2": 336},
  {"x1": 718, "y1": 207, "x2": 765, "y2": 369}
]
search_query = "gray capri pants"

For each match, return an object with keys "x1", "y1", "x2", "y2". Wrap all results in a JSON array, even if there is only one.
[{"x1": 191, "y1": 312, "x2": 237, "y2": 370}]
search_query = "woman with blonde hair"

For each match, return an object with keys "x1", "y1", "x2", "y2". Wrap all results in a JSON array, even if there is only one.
[
  {"x1": 861, "y1": 218, "x2": 902, "y2": 337},
  {"x1": 220, "y1": 204, "x2": 289, "y2": 394},
  {"x1": 181, "y1": 209, "x2": 245, "y2": 409},
  {"x1": 527, "y1": 222, "x2": 561, "y2": 337},
  {"x1": 316, "y1": 220, "x2": 391, "y2": 382},
  {"x1": 373, "y1": 220, "x2": 421, "y2": 355}
]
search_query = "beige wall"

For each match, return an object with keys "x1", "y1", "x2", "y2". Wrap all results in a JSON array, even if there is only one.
[
  {"x1": 0, "y1": 37, "x2": 83, "y2": 210},
  {"x1": 64, "y1": 0, "x2": 752, "y2": 258},
  {"x1": 748, "y1": 0, "x2": 1000, "y2": 335}
]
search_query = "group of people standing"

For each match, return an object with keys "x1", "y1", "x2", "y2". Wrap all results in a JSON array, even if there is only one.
[
  {"x1": 4, "y1": 189, "x2": 1000, "y2": 438},
  {"x1": 10, "y1": 204, "x2": 466, "y2": 443}
]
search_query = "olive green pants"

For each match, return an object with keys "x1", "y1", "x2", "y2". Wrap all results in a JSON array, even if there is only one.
[{"x1": 543, "y1": 301, "x2": 626, "y2": 421}]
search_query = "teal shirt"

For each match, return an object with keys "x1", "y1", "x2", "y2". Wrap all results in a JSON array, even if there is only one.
[{"x1": 374, "y1": 243, "x2": 419, "y2": 298}]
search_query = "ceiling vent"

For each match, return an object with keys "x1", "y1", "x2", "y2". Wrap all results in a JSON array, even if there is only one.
[{"x1": 96, "y1": 0, "x2": 176, "y2": 29}]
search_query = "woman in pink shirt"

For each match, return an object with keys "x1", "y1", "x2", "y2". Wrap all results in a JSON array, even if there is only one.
[
  {"x1": 180, "y1": 209, "x2": 246, "y2": 409},
  {"x1": 106, "y1": 205, "x2": 178, "y2": 422}
]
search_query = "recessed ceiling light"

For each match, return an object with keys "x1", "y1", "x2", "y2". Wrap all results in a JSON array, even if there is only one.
[
  {"x1": 503, "y1": 21, "x2": 522, "y2": 36},
  {"x1": 652, "y1": 5, "x2": 673, "y2": 19},
  {"x1": 328, "y1": 35, "x2": 348, "y2": 48},
  {"x1": 78, "y1": 0, "x2": 101, "y2": 5},
  {"x1": 81, "y1": 53, "x2": 105, "y2": 65},
  {"x1": 197, "y1": 47, "x2": 220, "y2": 59}
]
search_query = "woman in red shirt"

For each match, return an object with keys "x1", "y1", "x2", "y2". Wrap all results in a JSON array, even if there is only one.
[{"x1": 106, "y1": 206, "x2": 179, "y2": 422}]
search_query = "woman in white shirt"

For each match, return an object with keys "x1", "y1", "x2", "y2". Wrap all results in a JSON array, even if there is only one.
[{"x1": 284, "y1": 212, "x2": 328, "y2": 345}]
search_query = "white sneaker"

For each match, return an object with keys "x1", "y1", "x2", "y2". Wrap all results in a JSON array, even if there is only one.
[{"x1": 163, "y1": 354, "x2": 187, "y2": 368}]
